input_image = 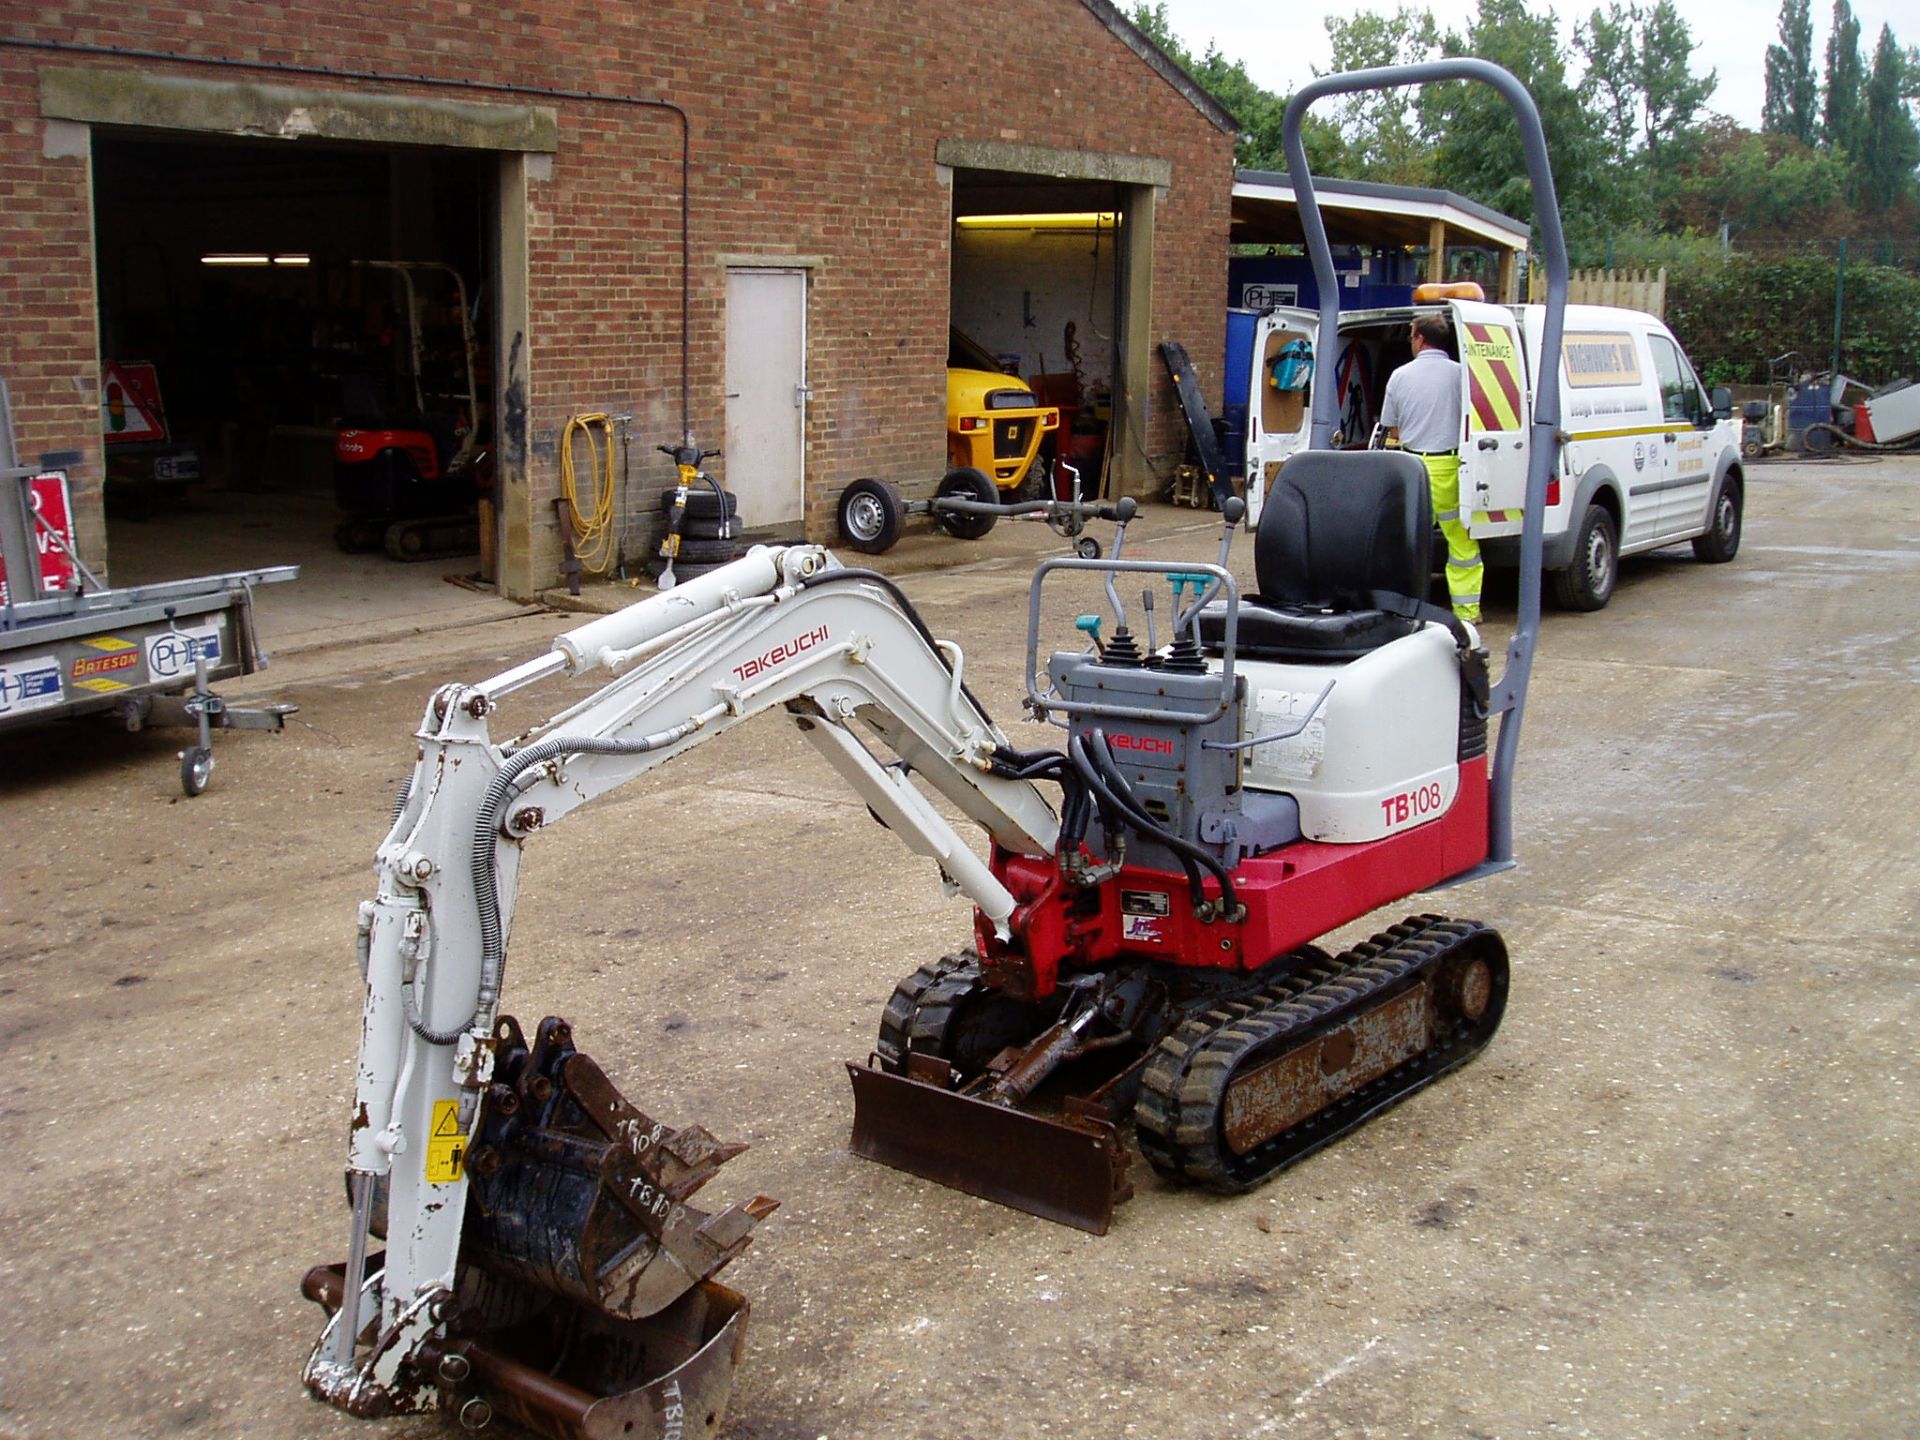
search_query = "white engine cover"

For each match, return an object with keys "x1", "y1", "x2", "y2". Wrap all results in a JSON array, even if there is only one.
[{"x1": 1234, "y1": 624, "x2": 1462, "y2": 843}]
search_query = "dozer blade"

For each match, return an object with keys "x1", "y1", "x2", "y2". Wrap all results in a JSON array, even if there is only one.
[{"x1": 847, "y1": 1060, "x2": 1131, "y2": 1234}]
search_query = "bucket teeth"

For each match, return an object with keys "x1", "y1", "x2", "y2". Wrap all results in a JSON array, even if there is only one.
[{"x1": 467, "y1": 1016, "x2": 776, "y2": 1322}]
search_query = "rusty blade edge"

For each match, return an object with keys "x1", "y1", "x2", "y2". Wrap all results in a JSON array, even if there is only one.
[{"x1": 845, "y1": 1061, "x2": 1123, "y2": 1235}]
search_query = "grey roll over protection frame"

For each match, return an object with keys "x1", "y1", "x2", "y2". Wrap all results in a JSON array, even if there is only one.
[{"x1": 1281, "y1": 59, "x2": 1570, "y2": 877}]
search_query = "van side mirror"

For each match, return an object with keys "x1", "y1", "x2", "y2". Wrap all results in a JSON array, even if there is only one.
[{"x1": 1712, "y1": 386, "x2": 1733, "y2": 419}]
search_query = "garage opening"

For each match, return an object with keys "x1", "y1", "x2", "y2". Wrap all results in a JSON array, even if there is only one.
[
  {"x1": 949, "y1": 169, "x2": 1132, "y2": 503},
  {"x1": 90, "y1": 132, "x2": 496, "y2": 595}
]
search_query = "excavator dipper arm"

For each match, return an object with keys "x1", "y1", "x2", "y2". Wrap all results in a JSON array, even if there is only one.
[{"x1": 306, "y1": 545, "x2": 1059, "y2": 1430}]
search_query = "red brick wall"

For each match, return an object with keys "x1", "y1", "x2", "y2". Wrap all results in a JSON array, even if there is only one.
[
  {"x1": 1, "y1": 50, "x2": 107, "y2": 570},
  {"x1": 0, "y1": 2, "x2": 1231, "y2": 590}
]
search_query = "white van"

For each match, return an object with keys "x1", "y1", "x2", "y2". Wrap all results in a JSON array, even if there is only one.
[{"x1": 1241, "y1": 299, "x2": 1745, "y2": 610}]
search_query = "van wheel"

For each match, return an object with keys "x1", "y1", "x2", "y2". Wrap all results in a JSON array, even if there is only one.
[
  {"x1": 1551, "y1": 504, "x2": 1617, "y2": 611},
  {"x1": 1691, "y1": 479, "x2": 1742, "y2": 563}
]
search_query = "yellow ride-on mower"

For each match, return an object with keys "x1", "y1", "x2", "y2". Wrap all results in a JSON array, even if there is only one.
[{"x1": 946, "y1": 327, "x2": 1059, "y2": 495}]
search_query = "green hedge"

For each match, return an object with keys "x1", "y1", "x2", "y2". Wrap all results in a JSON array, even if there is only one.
[{"x1": 1666, "y1": 256, "x2": 1920, "y2": 386}]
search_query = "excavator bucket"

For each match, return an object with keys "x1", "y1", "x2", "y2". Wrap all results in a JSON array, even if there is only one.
[
  {"x1": 846, "y1": 1059, "x2": 1132, "y2": 1234},
  {"x1": 303, "y1": 1264, "x2": 748, "y2": 1440},
  {"x1": 304, "y1": 1017, "x2": 775, "y2": 1437}
]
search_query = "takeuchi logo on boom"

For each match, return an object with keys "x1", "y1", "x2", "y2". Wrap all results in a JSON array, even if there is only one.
[{"x1": 732, "y1": 625, "x2": 830, "y2": 683}]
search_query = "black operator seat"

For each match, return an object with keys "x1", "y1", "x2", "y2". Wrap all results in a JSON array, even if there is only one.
[{"x1": 1200, "y1": 449, "x2": 1450, "y2": 663}]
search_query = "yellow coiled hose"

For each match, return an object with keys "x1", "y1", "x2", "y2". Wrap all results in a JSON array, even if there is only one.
[{"x1": 560, "y1": 413, "x2": 618, "y2": 575}]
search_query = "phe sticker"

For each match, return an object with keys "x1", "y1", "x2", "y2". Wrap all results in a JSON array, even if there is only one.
[
  {"x1": 0, "y1": 654, "x2": 64, "y2": 716},
  {"x1": 1122, "y1": 914, "x2": 1165, "y2": 944},
  {"x1": 145, "y1": 623, "x2": 223, "y2": 681},
  {"x1": 425, "y1": 1100, "x2": 466, "y2": 1184}
]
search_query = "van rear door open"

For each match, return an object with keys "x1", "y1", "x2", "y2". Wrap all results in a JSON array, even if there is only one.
[
  {"x1": 1242, "y1": 305, "x2": 1319, "y2": 528},
  {"x1": 1453, "y1": 299, "x2": 1530, "y2": 532}
]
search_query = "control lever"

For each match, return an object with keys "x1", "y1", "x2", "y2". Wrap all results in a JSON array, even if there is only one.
[
  {"x1": 1075, "y1": 614, "x2": 1106, "y2": 656},
  {"x1": 1101, "y1": 497, "x2": 1139, "y2": 629},
  {"x1": 1141, "y1": 588, "x2": 1158, "y2": 655},
  {"x1": 1217, "y1": 496, "x2": 1245, "y2": 570}
]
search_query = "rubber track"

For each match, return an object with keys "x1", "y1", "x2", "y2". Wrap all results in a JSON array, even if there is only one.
[
  {"x1": 874, "y1": 953, "x2": 981, "y2": 1072},
  {"x1": 1134, "y1": 914, "x2": 1507, "y2": 1193}
]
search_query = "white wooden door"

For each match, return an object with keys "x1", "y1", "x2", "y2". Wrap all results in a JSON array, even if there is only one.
[{"x1": 724, "y1": 268, "x2": 807, "y2": 527}]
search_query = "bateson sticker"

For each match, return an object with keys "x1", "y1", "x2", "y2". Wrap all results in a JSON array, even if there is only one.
[{"x1": 1461, "y1": 322, "x2": 1524, "y2": 434}]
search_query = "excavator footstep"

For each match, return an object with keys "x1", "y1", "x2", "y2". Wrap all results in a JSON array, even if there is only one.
[{"x1": 846, "y1": 1060, "x2": 1131, "y2": 1234}]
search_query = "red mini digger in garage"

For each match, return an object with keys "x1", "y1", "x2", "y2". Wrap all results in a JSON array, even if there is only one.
[{"x1": 333, "y1": 261, "x2": 489, "y2": 561}]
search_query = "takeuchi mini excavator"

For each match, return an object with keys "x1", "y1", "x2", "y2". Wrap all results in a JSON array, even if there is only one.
[{"x1": 302, "y1": 60, "x2": 1569, "y2": 1440}]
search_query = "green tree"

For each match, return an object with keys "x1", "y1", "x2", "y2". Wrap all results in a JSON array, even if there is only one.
[
  {"x1": 1577, "y1": 0, "x2": 1714, "y2": 202},
  {"x1": 1763, "y1": 0, "x2": 1818, "y2": 143},
  {"x1": 1859, "y1": 24, "x2": 1920, "y2": 210},
  {"x1": 1320, "y1": 7, "x2": 1441, "y2": 184},
  {"x1": 1822, "y1": 0, "x2": 1865, "y2": 153},
  {"x1": 1676, "y1": 123, "x2": 1852, "y2": 241},
  {"x1": 1634, "y1": 1, "x2": 1715, "y2": 172},
  {"x1": 1125, "y1": 2, "x2": 1345, "y2": 172},
  {"x1": 1127, "y1": 2, "x2": 1183, "y2": 56},
  {"x1": 1421, "y1": 0, "x2": 1608, "y2": 255},
  {"x1": 1578, "y1": 4, "x2": 1640, "y2": 156}
]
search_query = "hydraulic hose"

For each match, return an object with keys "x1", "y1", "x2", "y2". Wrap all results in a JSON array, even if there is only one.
[
  {"x1": 997, "y1": 745, "x2": 1091, "y2": 857},
  {"x1": 1078, "y1": 730, "x2": 1241, "y2": 917},
  {"x1": 1067, "y1": 732, "x2": 1206, "y2": 907},
  {"x1": 401, "y1": 720, "x2": 702, "y2": 1048},
  {"x1": 560, "y1": 414, "x2": 619, "y2": 575},
  {"x1": 799, "y1": 567, "x2": 996, "y2": 725}
]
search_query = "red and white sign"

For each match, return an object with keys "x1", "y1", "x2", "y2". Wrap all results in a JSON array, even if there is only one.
[
  {"x1": 0, "y1": 471, "x2": 79, "y2": 605},
  {"x1": 101, "y1": 360, "x2": 169, "y2": 444}
]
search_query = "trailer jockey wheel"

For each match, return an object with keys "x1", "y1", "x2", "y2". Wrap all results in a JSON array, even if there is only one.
[
  {"x1": 180, "y1": 745, "x2": 213, "y2": 797},
  {"x1": 1075, "y1": 537, "x2": 1101, "y2": 559}
]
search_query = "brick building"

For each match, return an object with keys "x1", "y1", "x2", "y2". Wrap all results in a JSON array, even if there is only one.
[{"x1": 1, "y1": 2, "x2": 1235, "y2": 598}]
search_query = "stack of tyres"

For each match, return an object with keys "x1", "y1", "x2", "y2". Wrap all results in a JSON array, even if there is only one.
[{"x1": 654, "y1": 486, "x2": 746, "y2": 581}]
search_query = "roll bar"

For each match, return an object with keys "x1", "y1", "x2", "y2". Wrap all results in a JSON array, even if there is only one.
[{"x1": 1281, "y1": 60, "x2": 1570, "y2": 876}]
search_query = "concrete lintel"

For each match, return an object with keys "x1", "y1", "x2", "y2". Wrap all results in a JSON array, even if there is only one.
[
  {"x1": 716, "y1": 254, "x2": 826, "y2": 271},
  {"x1": 40, "y1": 68, "x2": 558, "y2": 152},
  {"x1": 935, "y1": 138, "x2": 1170, "y2": 189}
]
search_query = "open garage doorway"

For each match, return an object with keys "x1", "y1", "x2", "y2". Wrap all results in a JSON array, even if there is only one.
[
  {"x1": 90, "y1": 132, "x2": 498, "y2": 614},
  {"x1": 948, "y1": 169, "x2": 1144, "y2": 503}
]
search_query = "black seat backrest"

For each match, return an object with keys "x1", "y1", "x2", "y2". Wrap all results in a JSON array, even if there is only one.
[{"x1": 1254, "y1": 450, "x2": 1433, "y2": 610}]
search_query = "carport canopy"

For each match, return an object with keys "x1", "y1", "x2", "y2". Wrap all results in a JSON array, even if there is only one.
[{"x1": 1231, "y1": 169, "x2": 1529, "y2": 298}]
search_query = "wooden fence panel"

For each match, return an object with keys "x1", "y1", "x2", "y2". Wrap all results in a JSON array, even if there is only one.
[{"x1": 1529, "y1": 266, "x2": 1667, "y2": 316}]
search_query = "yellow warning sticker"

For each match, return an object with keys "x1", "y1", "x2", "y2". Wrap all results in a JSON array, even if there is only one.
[{"x1": 425, "y1": 1099, "x2": 466, "y2": 1184}]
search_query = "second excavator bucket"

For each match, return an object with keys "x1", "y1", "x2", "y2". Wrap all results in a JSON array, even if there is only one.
[
  {"x1": 303, "y1": 1264, "x2": 748, "y2": 1440},
  {"x1": 846, "y1": 1058, "x2": 1132, "y2": 1234}
]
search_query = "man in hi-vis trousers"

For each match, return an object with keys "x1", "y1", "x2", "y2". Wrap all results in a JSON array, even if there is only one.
[{"x1": 1380, "y1": 314, "x2": 1481, "y2": 623}]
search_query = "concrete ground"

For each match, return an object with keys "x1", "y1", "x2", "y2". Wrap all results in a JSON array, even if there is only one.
[{"x1": 1, "y1": 456, "x2": 1915, "y2": 1440}]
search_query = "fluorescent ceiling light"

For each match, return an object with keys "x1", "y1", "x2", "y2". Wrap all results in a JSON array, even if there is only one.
[
  {"x1": 199, "y1": 253, "x2": 312, "y2": 266},
  {"x1": 954, "y1": 212, "x2": 1120, "y2": 231}
]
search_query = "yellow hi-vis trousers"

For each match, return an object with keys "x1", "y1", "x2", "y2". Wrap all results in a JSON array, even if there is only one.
[{"x1": 1420, "y1": 452, "x2": 1483, "y2": 624}]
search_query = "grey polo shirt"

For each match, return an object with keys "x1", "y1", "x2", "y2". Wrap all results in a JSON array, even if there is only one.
[{"x1": 1380, "y1": 347, "x2": 1462, "y2": 453}]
